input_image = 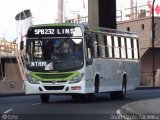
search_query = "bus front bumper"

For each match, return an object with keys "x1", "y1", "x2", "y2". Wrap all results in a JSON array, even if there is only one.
[{"x1": 24, "y1": 81, "x2": 85, "y2": 95}]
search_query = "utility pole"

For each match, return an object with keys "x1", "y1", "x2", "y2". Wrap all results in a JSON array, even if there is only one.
[{"x1": 152, "y1": 0, "x2": 156, "y2": 87}]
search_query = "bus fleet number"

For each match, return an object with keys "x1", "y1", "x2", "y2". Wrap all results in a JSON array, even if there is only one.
[{"x1": 34, "y1": 29, "x2": 55, "y2": 35}]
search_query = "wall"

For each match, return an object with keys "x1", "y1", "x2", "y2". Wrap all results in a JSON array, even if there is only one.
[
  {"x1": 0, "y1": 58, "x2": 24, "y2": 93},
  {"x1": 117, "y1": 17, "x2": 160, "y2": 86},
  {"x1": 88, "y1": 0, "x2": 116, "y2": 28}
]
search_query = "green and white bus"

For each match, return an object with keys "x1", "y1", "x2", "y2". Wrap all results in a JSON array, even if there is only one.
[{"x1": 24, "y1": 23, "x2": 140, "y2": 103}]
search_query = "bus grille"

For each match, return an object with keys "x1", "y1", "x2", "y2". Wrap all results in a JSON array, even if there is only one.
[
  {"x1": 41, "y1": 80, "x2": 67, "y2": 83},
  {"x1": 44, "y1": 86, "x2": 64, "y2": 90},
  {"x1": 35, "y1": 73, "x2": 73, "y2": 79}
]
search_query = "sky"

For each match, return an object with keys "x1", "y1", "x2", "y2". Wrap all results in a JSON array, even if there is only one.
[
  {"x1": 0, "y1": 0, "x2": 149, "y2": 41},
  {"x1": 0, "y1": 0, "x2": 58, "y2": 40},
  {"x1": 0, "y1": 0, "x2": 87, "y2": 41}
]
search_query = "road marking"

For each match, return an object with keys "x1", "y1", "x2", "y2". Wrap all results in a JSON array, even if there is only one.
[
  {"x1": 32, "y1": 103, "x2": 41, "y2": 106},
  {"x1": 116, "y1": 109, "x2": 121, "y2": 115},
  {"x1": 116, "y1": 109, "x2": 130, "y2": 120},
  {"x1": 4, "y1": 109, "x2": 13, "y2": 114}
]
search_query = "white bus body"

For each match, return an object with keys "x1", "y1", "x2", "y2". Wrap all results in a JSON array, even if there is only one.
[{"x1": 24, "y1": 23, "x2": 140, "y2": 102}]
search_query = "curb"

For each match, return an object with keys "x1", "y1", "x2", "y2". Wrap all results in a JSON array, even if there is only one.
[
  {"x1": 120, "y1": 103, "x2": 141, "y2": 115},
  {"x1": 0, "y1": 92, "x2": 25, "y2": 97},
  {"x1": 119, "y1": 98, "x2": 160, "y2": 120},
  {"x1": 136, "y1": 86, "x2": 160, "y2": 90}
]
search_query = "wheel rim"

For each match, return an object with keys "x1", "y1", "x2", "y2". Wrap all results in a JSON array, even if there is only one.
[{"x1": 122, "y1": 84, "x2": 126, "y2": 96}]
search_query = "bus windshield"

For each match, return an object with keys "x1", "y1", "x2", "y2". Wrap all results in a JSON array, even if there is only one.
[{"x1": 26, "y1": 38, "x2": 84, "y2": 72}]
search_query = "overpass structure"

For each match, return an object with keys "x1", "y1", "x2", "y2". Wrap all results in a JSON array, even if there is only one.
[
  {"x1": 88, "y1": 0, "x2": 116, "y2": 29},
  {"x1": 59, "y1": 0, "x2": 117, "y2": 29}
]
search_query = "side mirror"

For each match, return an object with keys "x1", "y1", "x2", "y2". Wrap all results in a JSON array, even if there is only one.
[
  {"x1": 86, "y1": 58, "x2": 93, "y2": 66},
  {"x1": 20, "y1": 40, "x2": 24, "y2": 50}
]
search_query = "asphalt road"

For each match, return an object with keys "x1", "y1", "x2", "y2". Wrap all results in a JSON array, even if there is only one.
[{"x1": 0, "y1": 89, "x2": 160, "y2": 120}]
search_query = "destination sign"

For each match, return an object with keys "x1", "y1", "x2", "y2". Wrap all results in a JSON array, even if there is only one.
[
  {"x1": 34, "y1": 28, "x2": 74, "y2": 35},
  {"x1": 27, "y1": 26, "x2": 82, "y2": 37}
]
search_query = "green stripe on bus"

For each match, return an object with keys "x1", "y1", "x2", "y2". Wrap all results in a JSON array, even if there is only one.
[{"x1": 30, "y1": 71, "x2": 79, "y2": 81}]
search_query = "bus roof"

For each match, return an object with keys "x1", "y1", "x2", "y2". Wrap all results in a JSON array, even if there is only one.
[
  {"x1": 30, "y1": 23, "x2": 82, "y2": 28},
  {"x1": 87, "y1": 26, "x2": 138, "y2": 37}
]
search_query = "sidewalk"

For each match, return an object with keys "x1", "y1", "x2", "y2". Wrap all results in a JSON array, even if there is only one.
[
  {"x1": 120, "y1": 98, "x2": 160, "y2": 115},
  {"x1": 0, "y1": 91, "x2": 24, "y2": 97}
]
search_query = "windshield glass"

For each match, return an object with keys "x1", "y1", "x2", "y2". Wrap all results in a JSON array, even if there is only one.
[{"x1": 26, "y1": 38, "x2": 84, "y2": 72}]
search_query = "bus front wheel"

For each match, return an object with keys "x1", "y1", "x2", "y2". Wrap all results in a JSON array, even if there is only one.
[{"x1": 40, "y1": 94, "x2": 50, "y2": 103}]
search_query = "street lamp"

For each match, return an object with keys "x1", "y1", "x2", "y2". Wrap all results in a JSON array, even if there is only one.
[{"x1": 152, "y1": 0, "x2": 156, "y2": 87}]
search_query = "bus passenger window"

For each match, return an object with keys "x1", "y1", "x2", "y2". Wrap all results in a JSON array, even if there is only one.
[
  {"x1": 133, "y1": 39, "x2": 139, "y2": 59},
  {"x1": 107, "y1": 35, "x2": 113, "y2": 58},
  {"x1": 104, "y1": 35, "x2": 109, "y2": 57},
  {"x1": 85, "y1": 33, "x2": 92, "y2": 58},
  {"x1": 92, "y1": 34, "x2": 99, "y2": 57},
  {"x1": 126, "y1": 38, "x2": 132, "y2": 59},
  {"x1": 98, "y1": 34, "x2": 105, "y2": 58},
  {"x1": 114, "y1": 36, "x2": 120, "y2": 58},
  {"x1": 121, "y1": 37, "x2": 126, "y2": 58}
]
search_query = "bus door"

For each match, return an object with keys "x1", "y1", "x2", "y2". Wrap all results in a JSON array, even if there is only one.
[{"x1": 84, "y1": 33, "x2": 94, "y2": 92}]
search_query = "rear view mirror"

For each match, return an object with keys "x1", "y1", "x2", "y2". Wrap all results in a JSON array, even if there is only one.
[{"x1": 86, "y1": 58, "x2": 93, "y2": 66}]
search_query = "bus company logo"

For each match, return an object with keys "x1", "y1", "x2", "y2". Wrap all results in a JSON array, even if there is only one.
[
  {"x1": 52, "y1": 81, "x2": 56, "y2": 84},
  {"x1": 2, "y1": 113, "x2": 8, "y2": 120}
]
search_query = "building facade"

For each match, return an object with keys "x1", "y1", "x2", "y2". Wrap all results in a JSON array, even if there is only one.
[{"x1": 117, "y1": 16, "x2": 160, "y2": 86}]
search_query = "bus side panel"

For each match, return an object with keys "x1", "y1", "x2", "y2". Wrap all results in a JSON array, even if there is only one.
[
  {"x1": 93, "y1": 59, "x2": 122, "y2": 93},
  {"x1": 85, "y1": 64, "x2": 94, "y2": 93},
  {"x1": 92, "y1": 59, "x2": 140, "y2": 93},
  {"x1": 123, "y1": 60, "x2": 140, "y2": 90}
]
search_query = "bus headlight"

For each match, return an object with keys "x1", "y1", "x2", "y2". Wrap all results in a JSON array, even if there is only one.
[
  {"x1": 69, "y1": 73, "x2": 84, "y2": 84},
  {"x1": 26, "y1": 74, "x2": 40, "y2": 84}
]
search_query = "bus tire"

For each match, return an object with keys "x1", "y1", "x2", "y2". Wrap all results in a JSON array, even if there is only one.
[
  {"x1": 120, "y1": 76, "x2": 127, "y2": 99},
  {"x1": 110, "y1": 76, "x2": 127, "y2": 99},
  {"x1": 71, "y1": 94, "x2": 79, "y2": 100},
  {"x1": 87, "y1": 93, "x2": 96, "y2": 102},
  {"x1": 72, "y1": 94, "x2": 87, "y2": 102},
  {"x1": 87, "y1": 77, "x2": 99, "y2": 102},
  {"x1": 40, "y1": 94, "x2": 50, "y2": 103}
]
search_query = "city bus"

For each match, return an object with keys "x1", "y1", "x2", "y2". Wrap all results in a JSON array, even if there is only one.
[{"x1": 24, "y1": 23, "x2": 140, "y2": 103}]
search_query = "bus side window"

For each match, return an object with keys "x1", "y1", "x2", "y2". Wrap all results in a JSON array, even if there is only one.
[
  {"x1": 118, "y1": 37, "x2": 122, "y2": 58},
  {"x1": 114, "y1": 36, "x2": 120, "y2": 58},
  {"x1": 92, "y1": 33, "x2": 99, "y2": 58},
  {"x1": 104, "y1": 35, "x2": 109, "y2": 57},
  {"x1": 85, "y1": 33, "x2": 92, "y2": 58},
  {"x1": 121, "y1": 37, "x2": 127, "y2": 59},
  {"x1": 126, "y1": 38, "x2": 132, "y2": 59},
  {"x1": 133, "y1": 38, "x2": 139, "y2": 59},
  {"x1": 131, "y1": 39, "x2": 134, "y2": 59},
  {"x1": 98, "y1": 34, "x2": 105, "y2": 58},
  {"x1": 107, "y1": 35, "x2": 113, "y2": 58}
]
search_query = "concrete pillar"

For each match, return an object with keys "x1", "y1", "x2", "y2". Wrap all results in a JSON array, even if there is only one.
[
  {"x1": 88, "y1": 0, "x2": 99, "y2": 26},
  {"x1": 88, "y1": 0, "x2": 116, "y2": 29}
]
